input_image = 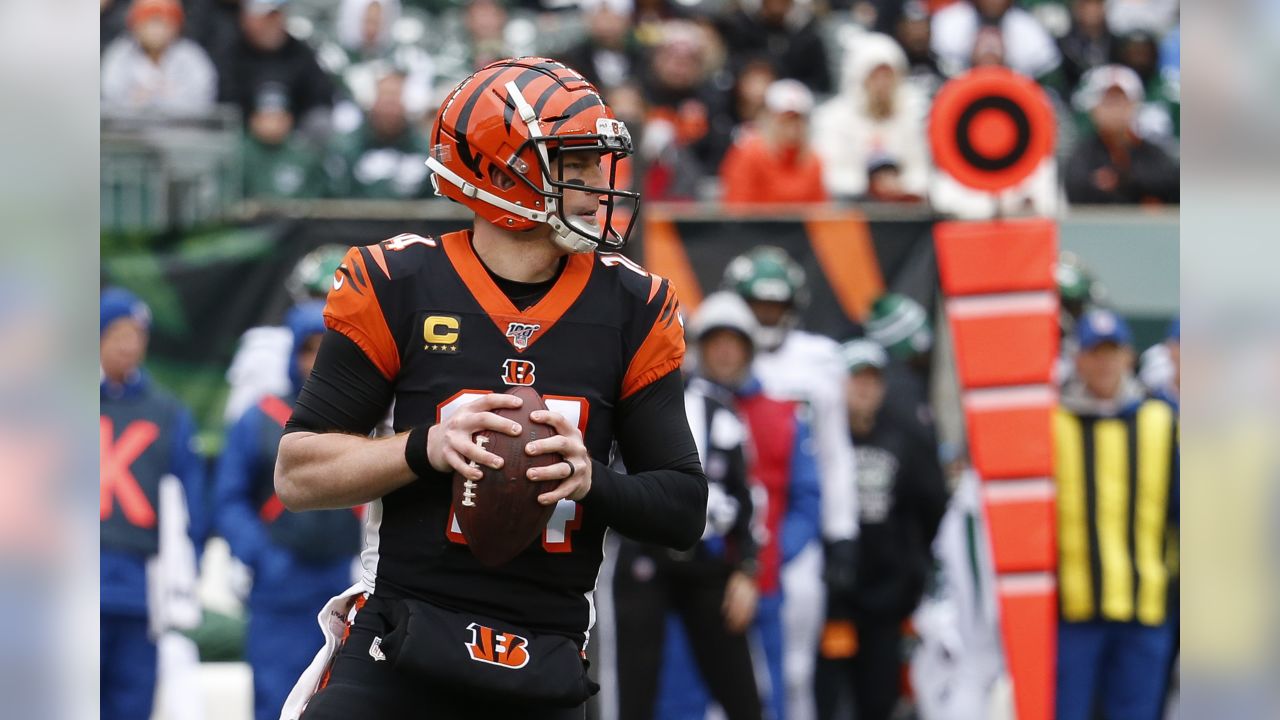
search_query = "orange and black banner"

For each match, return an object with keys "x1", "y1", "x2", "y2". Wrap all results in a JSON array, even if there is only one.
[{"x1": 638, "y1": 209, "x2": 938, "y2": 341}]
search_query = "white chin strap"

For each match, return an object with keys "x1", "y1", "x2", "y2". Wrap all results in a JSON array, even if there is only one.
[{"x1": 424, "y1": 81, "x2": 601, "y2": 254}]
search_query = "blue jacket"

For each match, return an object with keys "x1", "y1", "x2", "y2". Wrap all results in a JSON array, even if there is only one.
[
  {"x1": 213, "y1": 301, "x2": 357, "y2": 612},
  {"x1": 100, "y1": 371, "x2": 206, "y2": 616}
]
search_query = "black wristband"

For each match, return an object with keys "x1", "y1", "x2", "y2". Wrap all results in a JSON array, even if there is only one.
[{"x1": 404, "y1": 425, "x2": 433, "y2": 478}]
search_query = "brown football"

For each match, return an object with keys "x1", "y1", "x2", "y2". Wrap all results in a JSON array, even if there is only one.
[{"x1": 452, "y1": 386, "x2": 562, "y2": 566}]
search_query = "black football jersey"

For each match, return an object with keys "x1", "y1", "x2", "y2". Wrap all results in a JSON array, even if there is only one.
[{"x1": 322, "y1": 230, "x2": 687, "y2": 643}]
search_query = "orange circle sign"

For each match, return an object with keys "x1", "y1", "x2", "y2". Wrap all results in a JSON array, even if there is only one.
[{"x1": 929, "y1": 67, "x2": 1056, "y2": 193}]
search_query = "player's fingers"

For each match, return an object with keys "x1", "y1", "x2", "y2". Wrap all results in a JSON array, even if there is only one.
[
  {"x1": 450, "y1": 432, "x2": 504, "y2": 470},
  {"x1": 537, "y1": 476, "x2": 582, "y2": 505},
  {"x1": 529, "y1": 410, "x2": 578, "y2": 438},
  {"x1": 442, "y1": 446, "x2": 481, "y2": 480},
  {"x1": 463, "y1": 393, "x2": 523, "y2": 413},
  {"x1": 527, "y1": 456, "x2": 575, "y2": 482},
  {"x1": 524, "y1": 434, "x2": 573, "y2": 458},
  {"x1": 459, "y1": 411, "x2": 521, "y2": 437}
]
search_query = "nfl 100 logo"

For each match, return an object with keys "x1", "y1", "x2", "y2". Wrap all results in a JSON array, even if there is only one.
[{"x1": 505, "y1": 322, "x2": 540, "y2": 350}]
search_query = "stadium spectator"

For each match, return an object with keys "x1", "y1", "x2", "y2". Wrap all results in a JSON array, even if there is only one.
[
  {"x1": 864, "y1": 154, "x2": 926, "y2": 203},
  {"x1": 603, "y1": 81, "x2": 648, "y2": 194},
  {"x1": 100, "y1": 288, "x2": 206, "y2": 720},
  {"x1": 970, "y1": 24, "x2": 1006, "y2": 68},
  {"x1": 186, "y1": 0, "x2": 244, "y2": 77},
  {"x1": 659, "y1": 291, "x2": 821, "y2": 720},
  {"x1": 216, "y1": 0, "x2": 336, "y2": 143},
  {"x1": 1057, "y1": 0, "x2": 1114, "y2": 95},
  {"x1": 724, "y1": 247, "x2": 859, "y2": 720},
  {"x1": 241, "y1": 82, "x2": 328, "y2": 198},
  {"x1": 464, "y1": 0, "x2": 514, "y2": 70},
  {"x1": 931, "y1": 0, "x2": 1063, "y2": 88},
  {"x1": 1064, "y1": 64, "x2": 1178, "y2": 205},
  {"x1": 336, "y1": 0, "x2": 398, "y2": 61},
  {"x1": 817, "y1": 339, "x2": 948, "y2": 720},
  {"x1": 720, "y1": 79, "x2": 827, "y2": 205},
  {"x1": 1111, "y1": 30, "x2": 1179, "y2": 145},
  {"x1": 716, "y1": 0, "x2": 833, "y2": 94},
  {"x1": 558, "y1": 0, "x2": 641, "y2": 91},
  {"x1": 726, "y1": 58, "x2": 777, "y2": 135},
  {"x1": 637, "y1": 21, "x2": 733, "y2": 200},
  {"x1": 812, "y1": 31, "x2": 929, "y2": 200},
  {"x1": 327, "y1": 0, "x2": 435, "y2": 122},
  {"x1": 101, "y1": 0, "x2": 218, "y2": 116},
  {"x1": 1054, "y1": 309, "x2": 1178, "y2": 720},
  {"x1": 894, "y1": 0, "x2": 945, "y2": 98},
  {"x1": 324, "y1": 71, "x2": 433, "y2": 199},
  {"x1": 214, "y1": 301, "x2": 362, "y2": 720}
]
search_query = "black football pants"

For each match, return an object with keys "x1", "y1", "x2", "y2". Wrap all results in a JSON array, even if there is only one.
[
  {"x1": 301, "y1": 596, "x2": 585, "y2": 720},
  {"x1": 814, "y1": 618, "x2": 903, "y2": 720},
  {"x1": 611, "y1": 543, "x2": 762, "y2": 720}
]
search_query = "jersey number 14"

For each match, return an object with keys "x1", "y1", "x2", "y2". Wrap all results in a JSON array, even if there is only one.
[{"x1": 438, "y1": 391, "x2": 587, "y2": 553}]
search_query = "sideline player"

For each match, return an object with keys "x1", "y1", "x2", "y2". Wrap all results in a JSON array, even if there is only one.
[
  {"x1": 274, "y1": 58, "x2": 708, "y2": 720},
  {"x1": 725, "y1": 246, "x2": 858, "y2": 720}
]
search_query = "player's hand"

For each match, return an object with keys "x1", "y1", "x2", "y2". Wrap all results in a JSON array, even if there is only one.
[
  {"x1": 722, "y1": 570, "x2": 758, "y2": 634},
  {"x1": 425, "y1": 394, "x2": 524, "y2": 478},
  {"x1": 525, "y1": 409, "x2": 592, "y2": 505}
]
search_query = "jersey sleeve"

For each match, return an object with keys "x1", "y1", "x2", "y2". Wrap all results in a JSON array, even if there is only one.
[
  {"x1": 322, "y1": 245, "x2": 401, "y2": 381},
  {"x1": 621, "y1": 277, "x2": 686, "y2": 399}
]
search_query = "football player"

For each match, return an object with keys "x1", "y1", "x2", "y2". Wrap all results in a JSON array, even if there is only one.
[
  {"x1": 273, "y1": 58, "x2": 708, "y2": 720},
  {"x1": 724, "y1": 246, "x2": 858, "y2": 720}
]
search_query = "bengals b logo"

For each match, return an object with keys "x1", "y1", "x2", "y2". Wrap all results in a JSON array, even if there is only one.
[
  {"x1": 502, "y1": 359, "x2": 536, "y2": 386},
  {"x1": 465, "y1": 622, "x2": 530, "y2": 669}
]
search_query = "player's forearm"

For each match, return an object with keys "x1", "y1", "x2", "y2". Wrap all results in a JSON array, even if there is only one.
[
  {"x1": 583, "y1": 459, "x2": 708, "y2": 550},
  {"x1": 275, "y1": 430, "x2": 417, "y2": 511}
]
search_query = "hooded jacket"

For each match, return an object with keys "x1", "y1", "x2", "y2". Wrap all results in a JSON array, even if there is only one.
[{"x1": 811, "y1": 32, "x2": 930, "y2": 198}]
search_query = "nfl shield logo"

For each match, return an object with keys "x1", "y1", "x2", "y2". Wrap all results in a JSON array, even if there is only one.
[{"x1": 505, "y1": 322, "x2": 540, "y2": 350}]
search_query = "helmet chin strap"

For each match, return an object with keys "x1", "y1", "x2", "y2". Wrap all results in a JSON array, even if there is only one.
[{"x1": 547, "y1": 214, "x2": 600, "y2": 254}]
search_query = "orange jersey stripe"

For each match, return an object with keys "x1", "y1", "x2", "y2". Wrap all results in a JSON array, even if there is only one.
[
  {"x1": 323, "y1": 247, "x2": 401, "y2": 381},
  {"x1": 621, "y1": 282, "x2": 686, "y2": 398}
]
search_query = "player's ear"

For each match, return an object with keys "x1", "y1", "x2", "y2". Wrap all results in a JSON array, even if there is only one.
[{"x1": 487, "y1": 163, "x2": 516, "y2": 191}]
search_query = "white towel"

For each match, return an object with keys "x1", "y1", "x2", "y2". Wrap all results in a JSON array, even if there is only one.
[{"x1": 279, "y1": 582, "x2": 371, "y2": 720}]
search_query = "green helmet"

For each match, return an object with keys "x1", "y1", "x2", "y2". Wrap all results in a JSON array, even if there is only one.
[
  {"x1": 722, "y1": 246, "x2": 807, "y2": 306},
  {"x1": 866, "y1": 292, "x2": 932, "y2": 360},
  {"x1": 1055, "y1": 252, "x2": 1096, "y2": 304},
  {"x1": 287, "y1": 245, "x2": 348, "y2": 302}
]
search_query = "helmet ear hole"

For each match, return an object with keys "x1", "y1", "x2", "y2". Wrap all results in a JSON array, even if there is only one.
[{"x1": 487, "y1": 164, "x2": 516, "y2": 191}]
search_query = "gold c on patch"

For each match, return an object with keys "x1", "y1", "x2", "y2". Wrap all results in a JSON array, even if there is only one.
[{"x1": 423, "y1": 314, "x2": 461, "y2": 352}]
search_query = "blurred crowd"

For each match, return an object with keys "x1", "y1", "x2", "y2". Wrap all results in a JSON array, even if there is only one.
[
  {"x1": 101, "y1": 241, "x2": 1179, "y2": 720},
  {"x1": 101, "y1": 0, "x2": 1180, "y2": 212}
]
